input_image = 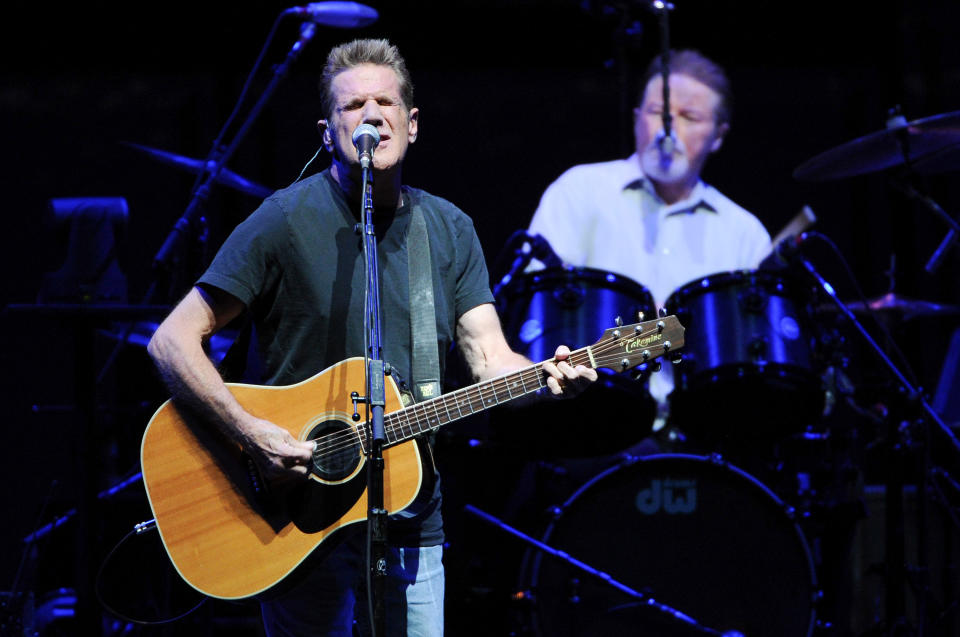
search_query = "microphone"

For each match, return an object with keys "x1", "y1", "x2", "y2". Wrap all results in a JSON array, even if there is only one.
[
  {"x1": 492, "y1": 233, "x2": 563, "y2": 298},
  {"x1": 284, "y1": 2, "x2": 379, "y2": 28},
  {"x1": 656, "y1": 129, "x2": 676, "y2": 159},
  {"x1": 352, "y1": 124, "x2": 380, "y2": 170},
  {"x1": 760, "y1": 232, "x2": 810, "y2": 270},
  {"x1": 528, "y1": 233, "x2": 564, "y2": 269}
]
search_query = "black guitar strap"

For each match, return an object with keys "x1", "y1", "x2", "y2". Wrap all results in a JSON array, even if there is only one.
[{"x1": 407, "y1": 206, "x2": 442, "y2": 404}]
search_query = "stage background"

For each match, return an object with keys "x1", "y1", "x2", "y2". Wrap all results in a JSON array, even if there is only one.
[{"x1": 1, "y1": 1, "x2": 959, "y2": 635}]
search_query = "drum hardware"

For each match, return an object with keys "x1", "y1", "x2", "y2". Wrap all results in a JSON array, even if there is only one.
[
  {"x1": 793, "y1": 108, "x2": 960, "y2": 183},
  {"x1": 793, "y1": 107, "x2": 960, "y2": 272},
  {"x1": 769, "y1": 230, "x2": 960, "y2": 636},
  {"x1": 464, "y1": 494, "x2": 751, "y2": 637}
]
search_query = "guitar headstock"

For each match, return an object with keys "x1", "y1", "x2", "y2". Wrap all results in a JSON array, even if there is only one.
[{"x1": 588, "y1": 315, "x2": 686, "y2": 372}]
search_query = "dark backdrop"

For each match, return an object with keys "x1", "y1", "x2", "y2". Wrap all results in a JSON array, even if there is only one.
[{"x1": 2, "y1": 1, "x2": 959, "y2": 634}]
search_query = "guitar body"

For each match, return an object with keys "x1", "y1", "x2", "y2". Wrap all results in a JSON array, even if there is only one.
[{"x1": 140, "y1": 357, "x2": 423, "y2": 600}]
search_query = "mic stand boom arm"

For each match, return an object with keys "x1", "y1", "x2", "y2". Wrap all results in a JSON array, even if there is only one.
[
  {"x1": 95, "y1": 18, "x2": 317, "y2": 388},
  {"x1": 152, "y1": 20, "x2": 317, "y2": 283}
]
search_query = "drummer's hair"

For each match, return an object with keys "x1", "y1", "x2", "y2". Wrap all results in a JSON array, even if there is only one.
[
  {"x1": 640, "y1": 49, "x2": 732, "y2": 126},
  {"x1": 320, "y1": 39, "x2": 415, "y2": 119}
]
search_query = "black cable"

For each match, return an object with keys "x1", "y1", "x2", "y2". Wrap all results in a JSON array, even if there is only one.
[{"x1": 94, "y1": 526, "x2": 207, "y2": 626}]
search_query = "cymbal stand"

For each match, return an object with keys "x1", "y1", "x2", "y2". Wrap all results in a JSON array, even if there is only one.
[
  {"x1": 783, "y1": 233, "x2": 960, "y2": 635},
  {"x1": 887, "y1": 179, "x2": 960, "y2": 275}
]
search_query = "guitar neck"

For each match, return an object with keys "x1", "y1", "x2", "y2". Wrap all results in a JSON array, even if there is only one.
[{"x1": 381, "y1": 347, "x2": 594, "y2": 447}]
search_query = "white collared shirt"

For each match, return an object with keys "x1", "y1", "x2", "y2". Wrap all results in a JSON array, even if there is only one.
[
  {"x1": 527, "y1": 153, "x2": 772, "y2": 409},
  {"x1": 529, "y1": 153, "x2": 771, "y2": 305}
]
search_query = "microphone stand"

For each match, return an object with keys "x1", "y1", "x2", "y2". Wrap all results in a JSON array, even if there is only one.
[
  {"x1": 357, "y1": 162, "x2": 389, "y2": 637},
  {"x1": 464, "y1": 503, "x2": 733, "y2": 636},
  {"x1": 653, "y1": 0, "x2": 675, "y2": 152},
  {"x1": 152, "y1": 20, "x2": 317, "y2": 290}
]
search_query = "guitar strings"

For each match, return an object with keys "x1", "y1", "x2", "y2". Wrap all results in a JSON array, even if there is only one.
[
  {"x1": 307, "y1": 325, "x2": 674, "y2": 462},
  {"x1": 308, "y1": 326, "x2": 671, "y2": 461}
]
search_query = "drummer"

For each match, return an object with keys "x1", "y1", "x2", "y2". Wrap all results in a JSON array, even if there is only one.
[{"x1": 527, "y1": 49, "x2": 771, "y2": 423}]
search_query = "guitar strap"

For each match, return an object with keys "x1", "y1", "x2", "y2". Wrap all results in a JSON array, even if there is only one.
[
  {"x1": 403, "y1": 203, "x2": 442, "y2": 490},
  {"x1": 407, "y1": 206, "x2": 442, "y2": 404}
]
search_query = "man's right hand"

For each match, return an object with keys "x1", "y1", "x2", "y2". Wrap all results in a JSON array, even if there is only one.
[{"x1": 241, "y1": 418, "x2": 316, "y2": 482}]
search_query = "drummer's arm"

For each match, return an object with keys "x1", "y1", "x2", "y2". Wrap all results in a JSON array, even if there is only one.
[{"x1": 455, "y1": 303, "x2": 597, "y2": 402}]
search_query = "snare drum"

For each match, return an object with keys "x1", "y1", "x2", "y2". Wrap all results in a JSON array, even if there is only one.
[
  {"x1": 519, "y1": 454, "x2": 818, "y2": 637},
  {"x1": 664, "y1": 270, "x2": 823, "y2": 436},
  {"x1": 496, "y1": 267, "x2": 657, "y2": 456}
]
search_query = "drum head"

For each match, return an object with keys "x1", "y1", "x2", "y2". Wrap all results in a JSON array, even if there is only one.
[{"x1": 521, "y1": 454, "x2": 817, "y2": 637}]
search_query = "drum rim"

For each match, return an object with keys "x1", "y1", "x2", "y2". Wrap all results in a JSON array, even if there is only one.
[
  {"x1": 665, "y1": 268, "x2": 807, "y2": 309},
  {"x1": 504, "y1": 266, "x2": 654, "y2": 299},
  {"x1": 523, "y1": 452, "x2": 819, "y2": 637}
]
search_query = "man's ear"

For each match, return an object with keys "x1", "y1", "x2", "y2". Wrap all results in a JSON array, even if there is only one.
[
  {"x1": 317, "y1": 119, "x2": 334, "y2": 152},
  {"x1": 407, "y1": 108, "x2": 419, "y2": 144},
  {"x1": 710, "y1": 122, "x2": 730, "y2": 153}
]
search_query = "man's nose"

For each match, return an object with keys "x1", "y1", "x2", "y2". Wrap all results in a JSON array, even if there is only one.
[{"x1": 361, "y1": 100, "x2": 384, "y2": 125}]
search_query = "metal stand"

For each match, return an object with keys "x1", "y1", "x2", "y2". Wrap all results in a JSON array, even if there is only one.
[
  {"x1": 464, "y1": 504, "x2": 737, "y2": 637},
  {"x1": 783, "y1": 234, "x2": 960, "y2": 635},
  {"x1": 357, "y1": 163, "x2": 389, "y2": 637},
  {"x1": 96, "y1": 17, "x2": 318, "y2": 386}
]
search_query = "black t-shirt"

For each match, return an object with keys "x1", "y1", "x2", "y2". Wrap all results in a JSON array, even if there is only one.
[{"x1": 198, "y1": 169, "x2": 494, "y2": 546}]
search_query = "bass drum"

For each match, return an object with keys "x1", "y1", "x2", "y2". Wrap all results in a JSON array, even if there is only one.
[
  {"x1": 519, "y1": 454, "x2": 818, "y2": 637},
  {"x1": 497, "y1": 267, "x2": 657, "y2": 457},
  {"x1": 664, "y1": 270, "x2": 824, "y2": 438}
]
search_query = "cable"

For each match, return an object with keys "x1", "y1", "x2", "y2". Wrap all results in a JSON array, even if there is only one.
[{"x1": 95, "y1": 526, "x2": 207, "y2": 626}]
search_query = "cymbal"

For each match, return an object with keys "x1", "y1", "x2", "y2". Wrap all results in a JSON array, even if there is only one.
[
  {"x1": 794, "y1": 110, "x2": 960, "y2": 181},
  {"x1": 122, "y1": 142, "x2": 274, "y2": 199},
  {"x1": 845, "y1": 292, "x2": 960, "y2": 318},
  {"x1": 911, "y1": 142, "x2": 960, "y2": 175}
]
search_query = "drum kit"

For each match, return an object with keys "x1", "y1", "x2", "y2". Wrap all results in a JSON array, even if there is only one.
[{"x1": 482, "y1": 110, "x2": 960, "y2": 637}]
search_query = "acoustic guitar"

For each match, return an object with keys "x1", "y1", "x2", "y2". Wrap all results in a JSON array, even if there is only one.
[{"x1": 140, "y1": 316, "x2": 685, "y2": 599}]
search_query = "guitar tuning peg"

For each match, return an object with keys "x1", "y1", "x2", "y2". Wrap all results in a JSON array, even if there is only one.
[
  {"x1": 650, "y1": 360, "x2": 662, "y2": 373},
  {"x1": 615, "y1": 315, "x2": 623, "y2": 327},
  {"x1": 637, "y1": 310, "x2": 645, "y2": 321},
  {"x1": 670, "y1": 354, "x2": 683, "y2": 365},
  {"x1": 658, "y1": 307, "x2": 668, "y2": 318}
]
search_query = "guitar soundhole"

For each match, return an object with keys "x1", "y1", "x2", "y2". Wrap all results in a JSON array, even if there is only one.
[{"x1": 309, "y1": 420, "x2": 363, "y2": 482}]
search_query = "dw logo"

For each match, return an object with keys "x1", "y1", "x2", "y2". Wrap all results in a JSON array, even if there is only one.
[{"x1": 635, "y1": 478, "x2": 697, "y2": 514}]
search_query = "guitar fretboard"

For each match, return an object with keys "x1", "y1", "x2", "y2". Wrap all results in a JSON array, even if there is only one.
[{"x1": 380, "y1": 348, "x2": 594, "y2": 446}]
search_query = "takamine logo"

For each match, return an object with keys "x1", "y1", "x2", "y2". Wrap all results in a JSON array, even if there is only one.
[
  {"x1": 624, "y1": 333, "x2": 663, "y2": 353},
  {"x1": 635, "y1": 478, "x2": 697, "y2": 514}
]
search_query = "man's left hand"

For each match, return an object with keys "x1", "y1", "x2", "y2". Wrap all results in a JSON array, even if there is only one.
[{"x1": 541, "y1": 345, "x2": 598, "y2": 398}]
